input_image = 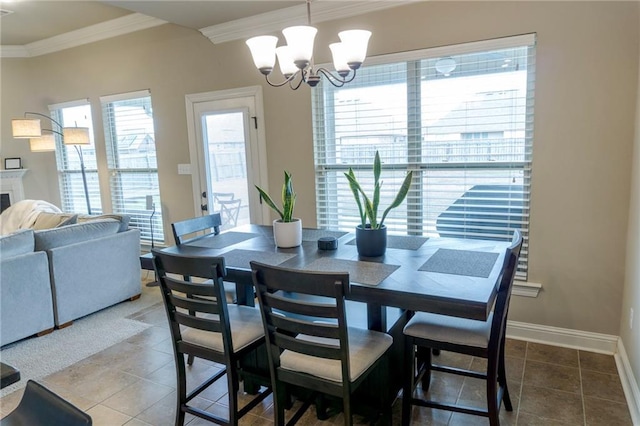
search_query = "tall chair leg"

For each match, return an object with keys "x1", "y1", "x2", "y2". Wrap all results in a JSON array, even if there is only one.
[
  {"x1": 497, "y1": 337, "x2": 512, "y2": 411},
  {"x1": 402, "y1": 336, "x2": 415, "y2": 426},
  {"x1": 175, "y1": 357, "x2": 187, "y2": 426}
]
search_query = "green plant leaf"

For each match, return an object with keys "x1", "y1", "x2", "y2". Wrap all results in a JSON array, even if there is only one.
[
  {"x1": 344, "y1": 169, "x2": 366, "y2": 227},
  {"x1": 380, "y1": 170, "x2": 414, "y2": 226},
  {"x1": 281, "y1": 171, "x2": 295, "y2": 222},
  {"x1": 255, "y1": 185, "x2": 284, "y2": 220}
]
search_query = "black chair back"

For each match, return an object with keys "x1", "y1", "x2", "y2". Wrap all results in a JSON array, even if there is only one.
[
  {"x1": 171, "y1": 213, "x2": 222, "y2": 245},
  {"x1": 250, "y1": 261, "x2": 352, "y2": 383},
  {"x1": 152, "y1": 250, "x2": 232, "y2": 360}
]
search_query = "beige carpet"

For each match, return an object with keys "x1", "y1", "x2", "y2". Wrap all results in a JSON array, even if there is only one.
[{"x1": 0, "y1": 277, "x2": 162, "y2": 397}]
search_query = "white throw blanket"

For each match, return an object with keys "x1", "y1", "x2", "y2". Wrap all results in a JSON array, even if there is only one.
[{"x1": 0, "y1": 199, "x2": 62, "y2": 235}]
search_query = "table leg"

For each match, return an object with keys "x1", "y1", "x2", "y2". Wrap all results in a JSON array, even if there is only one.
[{"x1": 367, "y1": 303, "x2": 386, "y2": 332}]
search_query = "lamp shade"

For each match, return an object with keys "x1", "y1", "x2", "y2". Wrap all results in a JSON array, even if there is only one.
[
  {"x1": 329, "y1": 42, "x2": 350, "y2": 74},
  {"x1": 338, "y1": 30, "x2": 371, "y2": 68},
  {"x1": 12, "y1": 118, "x2": 42, "y2": 138},
  {"x1": 282, "y1": 25, "x2": 317, "y2": 67},
  {"x1": 246, "y1": 35, "x2": 278, "y2": 74},
  {"x1": 63, "y1": 127, "x2": 90, "y2": 145},
  {"x1": 276, "y1": 46, "x2": 298, "y2": 78},
  {"x1": 435, "y1": 57, "x2": 456, "y2": 76},
  {"x1": 30, "y1": 134, "x2": 56, "y2": 152}
]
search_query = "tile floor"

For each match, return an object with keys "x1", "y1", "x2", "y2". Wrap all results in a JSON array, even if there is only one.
[{"x1": 0, "y1": 277, "x2": 633, "y2": 426}]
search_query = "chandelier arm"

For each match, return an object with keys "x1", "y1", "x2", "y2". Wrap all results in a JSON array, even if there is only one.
[
  {"x1": 315, "y1": 68, "x2": 348, "y2": 88},
  {"x1": 289, "y1": 74, "x2": 305, "y2": 90},
  {"x1": 264, "y1": 72, "x2": 299, "y2": 88},
  {"x1": 24, "y1": 112, "x2": 64, "y2": 130}
]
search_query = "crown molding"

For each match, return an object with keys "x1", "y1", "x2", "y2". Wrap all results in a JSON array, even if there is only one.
[
  {"x1": 0, "y1": 45, "x2": 29, "y2": 58},
  {"x1": 1, "y1": 13, "x2": 167, "y2": 58},
  {"x1": 200, "y1": 1, "x2": 411, "y2": 45}
]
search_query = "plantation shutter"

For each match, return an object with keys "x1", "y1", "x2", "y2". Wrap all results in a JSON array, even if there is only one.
[
  {"x1": 101, "y1": 90, "x2": 164, "y2": 243},
  {"x1": 50, "y1": 100, "x2": 101, "y2": 215},
  {"x1": 312, "y1": 34, "x2": 535, "y2": 280}
]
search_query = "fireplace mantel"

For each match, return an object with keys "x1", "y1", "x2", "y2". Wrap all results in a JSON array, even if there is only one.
[{"x1": 1, "y1": 169, "x2": 28, "y2": 208}]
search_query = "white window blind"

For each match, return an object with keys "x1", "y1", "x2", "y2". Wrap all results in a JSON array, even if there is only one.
[
  {"x1": 50, "y1": 101, "x2": 101, "y2": 214},
  {"x1": 101, "y1": 90, "x2": 164, "y2": 243},
  {"x1": 312, "y1": 34, "x2": 536, "y2": 280}
]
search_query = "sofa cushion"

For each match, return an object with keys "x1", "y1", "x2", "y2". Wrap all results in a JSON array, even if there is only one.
[
  {"x1": 77, "y1": 214, "x2": 130, "y2": 232},
  {"x1": 0, "y1": 229, "x2": 35, "y2": 258},
  {"x1": 32, "y1": 212, "x2": 78, "y2": 230},
  {"x1": 34, "y1": 220, "x2": 121, "y2": 251}
]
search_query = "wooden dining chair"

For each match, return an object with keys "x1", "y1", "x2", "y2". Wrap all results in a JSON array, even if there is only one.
[
  {"x1": 152, "y1": 250, "x2": 271, "y2": 426},
  {"x1": 401, "y1": 230, "x2": 523, "y2": 426},
  {"x1": 171, "y1": 213, "x2": 222, "y2": 245},
  {"x1": 250, "y1": 261, "x2": 393, "y2": 426},
  {"x1": 171, "y1": 212, "x2": 236, "y2": 366}
]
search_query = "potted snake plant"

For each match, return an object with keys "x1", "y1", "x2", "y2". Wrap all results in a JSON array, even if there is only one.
[
  {"x1": 255, "y1": 171, "x2": 302, "y2": 248},
  {"x1": 344, "y1": 151, "x2": 413, "y2": 257}
]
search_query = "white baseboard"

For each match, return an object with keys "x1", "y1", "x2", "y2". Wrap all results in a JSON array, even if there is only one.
[
  {"x1": 506, "y1": 320, "x2": 640, "y2": 424},
  {"x1": 616, "y1": 339, "x2": 640, "y2": 426},
  {"x1": 507, "y1": 320, "x2": 619, "y2": 353}
]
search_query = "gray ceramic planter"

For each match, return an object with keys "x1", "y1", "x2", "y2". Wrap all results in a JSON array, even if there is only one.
[{"x1": 355, "y1": 224, "x2": 387, "y2": 257}]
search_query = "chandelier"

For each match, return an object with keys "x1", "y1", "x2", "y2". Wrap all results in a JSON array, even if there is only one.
[{"x1": 246, "y1": 0, "x2": 371, "y2": 90}]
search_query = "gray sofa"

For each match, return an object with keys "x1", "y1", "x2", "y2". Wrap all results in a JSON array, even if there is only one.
[{"x1": 0, "y1": 217, "x2": 141, "y2": 347}]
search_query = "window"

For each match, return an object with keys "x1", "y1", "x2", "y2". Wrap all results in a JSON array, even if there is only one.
[
  {"x1": 313, "y1": 34, "x2": 535, "y2": 280},
  {"x1": 51, "y1": 100, "x2": 101, "y2": 214},
  {"x1": 101, "y1": 90, "x2": 164, "y2": 244}
]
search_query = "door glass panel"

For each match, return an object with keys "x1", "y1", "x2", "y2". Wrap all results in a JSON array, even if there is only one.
[{"x1": 204, "y1": 112, "x2": 250, "y2": 230}]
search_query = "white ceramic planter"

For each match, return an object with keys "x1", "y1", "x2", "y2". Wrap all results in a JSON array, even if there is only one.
[{"x1": 273, "y1": 218, "x2": 302, "y2": 248}]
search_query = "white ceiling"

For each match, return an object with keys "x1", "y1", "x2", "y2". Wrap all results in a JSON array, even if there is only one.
[{"x1": 0, "y1": 1, "x2": 298, "y2": 46}]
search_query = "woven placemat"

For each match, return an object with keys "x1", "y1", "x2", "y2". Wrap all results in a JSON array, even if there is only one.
[
  {"x1": 419, "y1": 249, "x2": 499, "y2": 278},
  {"x1": 346, "y1": 235, "x2": 428, "y2": 251},
  {"x1": 302, "y1": 229, "x2": 348, "y2": 242},
  {"x1": 186, "y1": 232, "x2": 260, "y2": 249},
  {"x1": 301, "y1": 258, "x2": 399, "y2": 286},
  {"x1": 222, "y1": 249, "x2": 297, "y2": 269}
]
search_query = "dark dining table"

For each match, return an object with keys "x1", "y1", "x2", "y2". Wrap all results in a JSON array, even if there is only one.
[
  {"x1": 160, "y1": 223, "x2": 509, "y2": 418},
  {"x1": 161, "y1": 223, "x2": 508, "y2": 329}
]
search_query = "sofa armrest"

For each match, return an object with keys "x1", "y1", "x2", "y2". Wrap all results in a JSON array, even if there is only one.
[
  {"x1": 47, "y1": 229, "x2": 141, "y2": 326},
  {"x1": 0, "y1": 251, "x2": 55, "y2": 346}
]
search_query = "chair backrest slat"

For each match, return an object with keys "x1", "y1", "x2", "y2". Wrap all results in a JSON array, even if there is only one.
[
  {"x1": 270, "y1": 314, "x2": 341, "y2": 340},
  {"x1": 264, "y1": 292, "x2": 339, "y2": 319},
  {"x1": 172, "y1": 213, "x2": 222, "y2": 245},
  {"x1": 175, "y1": 310, "x2": 223, "y2": 333},
  {"x1": 254, "y1": 263, "x2": 348, "y2": 298},
  {"x1": 274, "y1": 333, "x2": 342, "y2": 360},
  {"x1": 165, "y1": 276, "x2": 220, "y2": 298},
  {"x1": 170, "y1": 293, "x2": 221, "y2": 315}
]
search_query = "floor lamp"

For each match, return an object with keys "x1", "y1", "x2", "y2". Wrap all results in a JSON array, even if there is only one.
[{"x1": 12, "y1": 112, "x2": 92, "y2": 214}]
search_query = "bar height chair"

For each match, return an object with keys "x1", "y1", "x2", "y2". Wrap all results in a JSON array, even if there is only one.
[
  {"x1": 401, "y1": 230, "x2": 523, "y2": 426},
  {"x1": 153, "y1": 251, "x2": 271, "y2": 426},
  {"x1": 250, "y1": 261, "x2": 393, "y2": 426}
]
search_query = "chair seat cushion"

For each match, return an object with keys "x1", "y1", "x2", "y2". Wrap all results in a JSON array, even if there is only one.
[
  {"x1": 182, "y1": 304, "x2": 264, "y2": 353},
  {"x1": 280, "y1": 327, "x2": 392, "y2": 383},
  {"x1": 403, "y1": 311, "x2": 493, "y2": 348}
]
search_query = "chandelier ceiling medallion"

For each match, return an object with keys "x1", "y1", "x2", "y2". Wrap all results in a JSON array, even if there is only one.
[{"x1": 246, "y1": 0, "x2": 371, "y2": 90}]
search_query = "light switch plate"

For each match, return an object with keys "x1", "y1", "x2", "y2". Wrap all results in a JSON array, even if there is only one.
[{"x1": 178, "y1": 164, "x2": 191, "y2": 175}]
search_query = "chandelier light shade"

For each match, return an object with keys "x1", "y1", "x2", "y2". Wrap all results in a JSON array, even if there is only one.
[
  {"x1": 246, "y1": 0, "x2": 371, "y2": 89},
  {"x1": 12, "y1": 118, "x2": 42, "y2": 138},
  {"x1": 29, "y1": 134, "x2": 56, "y2": 152},
  {"x1": 63, "y1": 127, "x2": 90, "y2": 145}
]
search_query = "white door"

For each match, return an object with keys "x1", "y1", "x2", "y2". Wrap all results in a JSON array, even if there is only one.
[{"x1": 186, "y1": 87, "x2": 269, "y2": 228}]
